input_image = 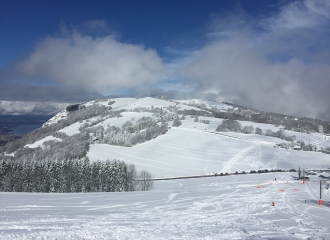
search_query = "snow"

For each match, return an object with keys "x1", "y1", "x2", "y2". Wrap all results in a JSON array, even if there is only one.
[
  {"x1": 88, "y1": 128, "x2": 330, "y2": 178},
  {"x1": 57, "y1": 121, "x2": 83, "y2": 136},
  {"x1": 315, "y1": 138, "x2": 330, "y2": 149},
  {"x1": 42, "y1": 110, "x2": 67, "y2": 127},
  {"x1": 25, "y1": 136, "x2": 62, "y2": 149},
  {"x1": 1, "y1": 173, "x2": 329, "y2": 239},
  {"x1": 3, "y1": 97, "x2": 330, "y2": 239},
  {"x1": 110, "y1": 97, "x2": 177, "y2": 111},
  {"x1": 92, "y1": 112, "x2": 156, "y2": 129},
  {"x1": 176, "y1": 99, "x2": 232, "y2": 111},
  {"x1": 3, "y1": 152, "x2": 15, "y2": 157},
  {"x1": 285, "y1": 131, "x2": 325, "y2": 145}
]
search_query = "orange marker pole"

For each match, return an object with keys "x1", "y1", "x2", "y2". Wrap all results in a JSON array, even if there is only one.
[
  {"x1": 319, "y1": 180, "x2": 322, "y2": 205},
  {"x1": 303, "y1": 180, "x2": 305, "y2": 184}
]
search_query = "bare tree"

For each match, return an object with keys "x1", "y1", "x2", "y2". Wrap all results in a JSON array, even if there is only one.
[{"x1": 139, "y1": 170, "x2": 153, "y2": 191}]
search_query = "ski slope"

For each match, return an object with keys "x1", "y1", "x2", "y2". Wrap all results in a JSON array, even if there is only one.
[
  {"x1": 1, "y1": 173, "x2": 329, "y2": 239},
  {"x1": 2, "y1": 97, "x2": 330, "y2": 239},
  {"x1": 88, "y1": 127, "x2": 330, "y2": 178}
]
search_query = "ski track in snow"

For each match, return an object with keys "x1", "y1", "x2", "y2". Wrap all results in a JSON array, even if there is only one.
[
  {"x1": 221, "y1": 143, "x2": 258, "y2": 173},
  {"x1": 264, "y1": 151, "x2": 290, "y2": 170}
]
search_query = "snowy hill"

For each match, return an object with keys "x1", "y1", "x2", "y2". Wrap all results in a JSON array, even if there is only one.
[
  {"x1": 1, "y1": 96, "x2": 330, "y2": 178},
  {"x1": 1, "y1": 96, "x2": 330, "y2": 239}
]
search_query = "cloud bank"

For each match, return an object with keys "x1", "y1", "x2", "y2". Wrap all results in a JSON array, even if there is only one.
[
  {"x1": 0, "y1": 101, "x2": 68, "y2": 116},
  {"x1": 2, "y1": 27, "x2": 165, "y2": 94},
  {"x1": 180, "y1": 0, "x2": 330, "y2": 120}
]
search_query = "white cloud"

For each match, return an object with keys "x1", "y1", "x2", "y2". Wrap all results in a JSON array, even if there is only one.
[
  {"x1": 179, "y1": 0, "x2": 330, "y2": 120},
  {"x1": 10, "y1": 30, "x2": 165, "y2": 94},
  {"x1": 269, "y1": 0, "x2": 330, "y2": 29},
  {"x1": 0, "y1": 101, "x2": 67, "y2": 115}
]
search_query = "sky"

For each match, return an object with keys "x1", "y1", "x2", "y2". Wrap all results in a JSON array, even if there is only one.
[{"x1": 0, "y1": 0, "x2": 330, "y2": 120}]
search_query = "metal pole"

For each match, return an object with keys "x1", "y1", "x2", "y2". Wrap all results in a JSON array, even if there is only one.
[
  {"x1": 320, "y1": 180, "x2": 322, "y2": 200},
  {"x1": 299, "y1": 167, "x2": 301, "y2": 179}
]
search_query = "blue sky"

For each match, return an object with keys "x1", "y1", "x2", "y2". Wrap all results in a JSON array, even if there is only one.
[
  {"x1": 0, "y1": 0, "x2": 279, "y2": 67},
  {"x1": 1, "y1": 0, "x2": 330, "y2": 120}
]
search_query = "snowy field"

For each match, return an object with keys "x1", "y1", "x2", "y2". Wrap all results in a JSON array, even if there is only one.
[
  {"x1": 1, "y1": 172, "x2": 329, "y2": 239},
  {"x1": 88, "y1": 127, "x2": 330, "y2": 178}
]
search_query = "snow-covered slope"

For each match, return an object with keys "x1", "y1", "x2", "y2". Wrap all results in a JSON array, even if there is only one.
[
  {"x1": 87, "y1": 127, "x2": 330, "y2": 178},
  {"x1": 42, "y1": 109, "x2": 68, "y2": 127},
  {"x1": 25, "y1": 136, "x2": 62, "y2": 149},
  {"x1": 16, "y1": 97, "x2": 330, "y2": 177},
  {"x1": 42, "y1": 97, "x2": 214, "y2": 127},
  {"x1": 2, "y1": 97, "x2": 330, "y2": 239},
  {"x1": 1, "y1": 172, "x2": 330, "y2": 239}
]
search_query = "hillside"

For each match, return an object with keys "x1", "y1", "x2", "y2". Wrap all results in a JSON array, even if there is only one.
[
  {"x1": 1, "y1": 97, "x2": 329, "y2": 178},
  {"x1": 1, "y1": 97, "x2": 330, "y2": 239}
]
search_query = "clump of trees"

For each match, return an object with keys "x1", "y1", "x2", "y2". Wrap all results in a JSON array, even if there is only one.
[
  {"x1": 82, "y1": 117, "x2": 168, "y2": 147},
  {"x1": 322, "y1": 147, "x2": 330, "y2": 154},
  {"x1": 261, "y1": 129, "x2": 296, "y2": 142},
  {"x1": 66, "y1": 104, "x2": 80, "y2": 112},
  {"x1": 298, "y1": 141, "x2": 321, "y2": 151},
  {"x1": 172, "y1": 119, "x2": 182, "y2": 127},
  {"x1": 241, "y1": 125, "x2": 254, "y2": 134},
  {"x1": 0, "y1": 158, "x2": 153, "y2": 192},
  {"x1": 177, "y1": 109, "x2": 211, "y2": 117},
  {"x1": 215, "y1": 119, "x2": 254, "y2": 134},
  {"x1": 216, "y1": 119, "x2": 241, "y2": 132},
  {"x1": 201, "y1": 120, "x2": 210, "y2": 124},
  {"x1": 194, "y1": 116, "x2": 199, "y2": 122},
  {"x1": 216, "y1": 120, "x2": 298, "y2": 143}
]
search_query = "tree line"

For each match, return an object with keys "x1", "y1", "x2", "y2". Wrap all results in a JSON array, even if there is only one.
[
  {"x1": 216, "y1": 119, "x2": 297, "y2": 141},
  {"x1": 0, "y1": 158, "x2": 153, "y2": 193},
  {"x1": 182, "y1": 99, "x2": 330, "y2": 134}
]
